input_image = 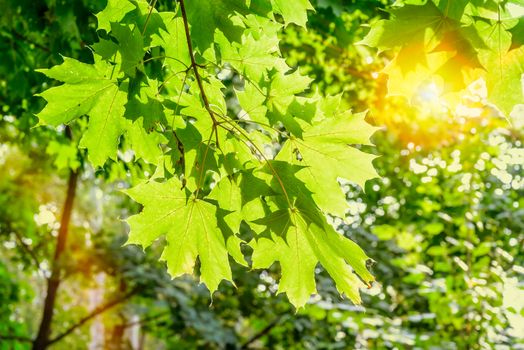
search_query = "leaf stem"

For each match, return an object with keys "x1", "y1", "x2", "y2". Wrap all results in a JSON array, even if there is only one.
[
  {"x1": 195, "y1": 128, "x2": 216, "y2": 199},
  {"x1": 214, "y1": 114, "x2": 293, "y2": 209},
  {"x1": 177, "y1": 0, "x2": 291, "y2": 208},
  {"x1": 156, "y1": 66, "x2": 191, "y2": 96},
  {"x1": 141, "y1": 0, "x2": 158, "y2": 35},
  {"x1": 179, "y1": 0, "x2": 225, "y2": 195},
  {"x1": 143, "y1": 55, "x2": 190, "y2": 69},
  {"x1": 218, "y1": 117, "x2": 288, "y2": 138}
]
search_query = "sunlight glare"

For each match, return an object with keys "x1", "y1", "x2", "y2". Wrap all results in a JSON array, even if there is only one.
[
  {"x1": 34, "y1": 205, "x2": 56, "y2": 227},
  {"x1": 503, "y1": 277, "x2": 524, "y2": 339},
  {"x1": 418, "y1": 82, "x2": 441, "y2": 104}
]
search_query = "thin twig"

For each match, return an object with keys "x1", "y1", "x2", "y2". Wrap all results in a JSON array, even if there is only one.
[
  {"x1": 143, "y1": 55, "x2": 190, "y2": 69},
  {"x1": 156, "y1": 66, "x2": 192, "y2": 96},
  {"x1": 218, "y1": 117, "x2": 288, "y2": 138},
  {"x1": 195, "y1": 128, "x2": 216, "y2": 197},
  {"x1": 240, "y1": 314, "x2": 286, "y2": 349},
  {"x1": 179, "y1": 0, "x2": 223, "y2": 196},
  {"x1": 141, "y1": 0, "x2": 158, "y2": 35},
  {"x1": 9, "y1": 30, "x2": 51, "y2": 53},
  {"x1": 215, "y1": 114, "x2": 294, "y2": 208},
  {"x1": 0, "y1": 334, "x2": 33, "y2": 343},
  {"x1": 178, "y1": 0, "x2": 218, "y2": 126},
  {"x1": 12, "y1": 230, "x2": 43, "y2": 275},
  {"x1": 122, "y1": 311, "x2": 171, "y2": 328}
]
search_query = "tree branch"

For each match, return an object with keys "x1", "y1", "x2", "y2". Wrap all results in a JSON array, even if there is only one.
[
  {"x1": 122, "y1": 310, "x2": 171, "y2": 329},
  {"x1": 179, "y1": 0, "x2": 224, "y2": 195},
  {"x1": 33, "y1": 162, "x2": 79, "y2": 350},
  {"x1": 215, "y1": 116, "x2": 294, "y2": 208},
  {"x1": 178, "y1": 0, "x2": 217, "y2": 127},
  {"x1": 240, "y1": 314, "x2": 287, "y2": 349},
  {"x1": 9, "y1": 30, "x2": 51, "y2": 53},
  {"x1": 12, "y1": 230, "x2": 43, "y2": 274},
  {"x1": 0, "y1": 334, "x2": 33, "y2": 343},
  {"x1": 46, "y1": 288, "x2": 138, "y2": 346}
]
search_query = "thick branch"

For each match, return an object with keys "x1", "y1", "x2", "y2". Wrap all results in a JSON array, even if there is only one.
[
  {"x1": 46, "y1": 289, "x2": 138, "y2": 346},
  {"x1": 32, "y1": 167, "x2": 78, "y2": 350},
  {"x1": 33, "y1": 127, "x2": 78, "y2": 350}
]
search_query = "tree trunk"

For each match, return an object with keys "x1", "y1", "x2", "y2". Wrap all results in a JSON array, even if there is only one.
[{"x1": 33, "y1": 168, "x2": 79, "y2": 350}]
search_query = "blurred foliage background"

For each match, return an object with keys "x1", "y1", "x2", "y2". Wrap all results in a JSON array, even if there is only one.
[{"x1": 0, "y1": 0, "x2": 523, "y2": 349}]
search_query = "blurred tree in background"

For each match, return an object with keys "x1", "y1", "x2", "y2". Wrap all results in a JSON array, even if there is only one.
[{"x1": 0, "y1": 0, "x2": 522, "y2": 349}]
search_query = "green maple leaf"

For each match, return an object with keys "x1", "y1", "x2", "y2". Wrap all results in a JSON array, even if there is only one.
[
  {"x1": 237, "y1": 69, "x2": 313, "y2": 130},
  {"x1": 360, "y1": 2, "x2": 483, "y2": 96},
  {"x1": 268, "y1": 70, "x2": 313, "y2": 113},
  {"x1": 476, "y1": 19, "x2": 524, "y2": 115},
  {"x1": 486, "y1": 46, "x2": 524, "y2": 115},
  {"x1": 359, "y1": 3, "x2": 443, "y2": 52},
  {"x1": 150, "y1": 15, "x2": 191, "y2": 72},
  {"x1": 185, "y1": 0, "x2": 272, "y2": 53},
  {"x1": 276, "y1": 111, "x2": 379, "y2": 217},
  {"x1": 126, "y1": 119, "x2": 167, "y2": 164},
  {"x1": 174, "y1": 118, "x2": 219, "y2": 190},
  {"x1": 216, "y1": 131, "x2": 256, "y2": 176},
  {"x1": 270, "y1": 0, "x2": 313, "y2": 27},
  {"x1": 96, "y1": 0, "x2": 136, "y2": 32},
  {"x1": 209, "y1": 176, "x2": 249, "y2": 267},
  {"x1": 124, "y1": 178, "x2": 233, "y2": 293},
  {"x1": 433, "y1": 0, "x2": 469, "y2": 20},
  {"x1": 247, "y1": 162, "x2": 375, "y2": 307},
  {"x1": 217, "y1": 31, "x2": 288, "y2": 82},
  {"x1": 111, "y1": 23, "x2": 145, "y2": 76},
  {"x1": 37, "y1": 57, "x2": 128, "y2": 167},
  {"x1": 36, "y1": 57, "x2": 117, "y2": 126},
  {"x1": 125, "y1": 78, "x2": 167, "y2": 130},
  {"x1": 185, "y1": 0, "x2": 312, "y2": 55},
  {"x1": 362, "y1": 0, "x2": 524, "y2": 113},
  {"x1": 78, "y1": 87, "x2": 128, "y2": 167},
  {"x1": 250, "y1": 207, "x2": 373, "y2": 308},
  {"x1": 468, "y1": 0, "x2": 524, "y2": 21},
  {"x1": 235, "y1": 82, "x2": 269, "y2": 125},
  {"x1": 35, "y1": 0, "x2": 380, "y2": 308}
]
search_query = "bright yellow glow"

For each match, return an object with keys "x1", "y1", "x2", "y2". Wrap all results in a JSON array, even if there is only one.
[{"x1": 417, "y1": 82, "x2": 441, "y2": 104}]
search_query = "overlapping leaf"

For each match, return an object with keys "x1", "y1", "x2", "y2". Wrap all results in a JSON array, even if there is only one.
[
  {"x1": 124, "y1": 178, "x2": 233, "y2": 293},
  {"x1": 361, "y1": 0, "x2": 524, "y2": 115},
  {"x1": 36, "y1": 0, "x2": 379, "y2": 308},
  {"x1": 37, "y1": 57, "x2": 129, "y2": 167},
  {"x1": 277, "y1": 111, "x2": 380, "y2": 217},
  {"x1": 250, "y1": 208, "x2": 373, "y2": 308}
]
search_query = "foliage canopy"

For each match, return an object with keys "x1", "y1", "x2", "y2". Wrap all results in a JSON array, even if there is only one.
[
  {"x1": 34, "y1": 0, "x2": 524, "y2": 309},
  {"x1": 0, "y1": 0, "x2": 523, "y2": 348},
  {"x1": 361, "y1": 0, "x2": 524, "y2": 116},
  {"x1": 36, "y1": 0, "x2": 380, "y2": 308}
]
